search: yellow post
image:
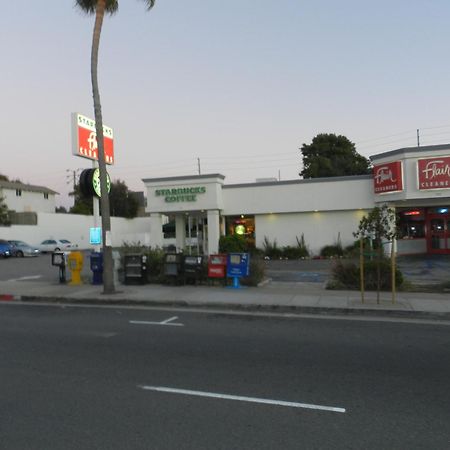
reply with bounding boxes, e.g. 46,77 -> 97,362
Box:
68,251 -> 83,285
360,237 -> 365,304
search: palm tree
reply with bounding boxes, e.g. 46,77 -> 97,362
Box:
75,0 -> 155,294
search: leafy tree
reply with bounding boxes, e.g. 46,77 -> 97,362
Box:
109,180 -> 139,218
70,183 -> 93,215
70,179 -> 139,218
75,0 -> 156,294
0,196 -> 10,225
300,133 -> 371,178
55,206 -> 68,214
354,204 -> 398,303
0,174 -> 9,181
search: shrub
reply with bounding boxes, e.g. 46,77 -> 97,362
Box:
121,241 -> 165,283
330,259 -> 403,290
241,257 -> 266,287
219,235 -> 248,253
320,244 -> 344,258
262,236 -> 283,259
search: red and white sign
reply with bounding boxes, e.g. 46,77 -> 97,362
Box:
373,161 -> 403,194
418,156 -> 450,190
71,113 -> 114,165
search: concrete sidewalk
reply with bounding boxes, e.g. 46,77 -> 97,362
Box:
1,278 -> 450,321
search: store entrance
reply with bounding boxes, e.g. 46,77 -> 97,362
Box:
427,213 -> 450,254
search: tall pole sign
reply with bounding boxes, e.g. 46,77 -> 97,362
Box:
71,112 -> 114,252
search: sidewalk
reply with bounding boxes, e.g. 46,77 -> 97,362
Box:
1,277 -> 450,321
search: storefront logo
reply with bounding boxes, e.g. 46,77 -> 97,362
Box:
155,186 -> 206,202
373,161 -> 403,193
418,156 -> 450,190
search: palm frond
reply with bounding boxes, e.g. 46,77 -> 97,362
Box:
141,0 -> 156,10
75,0 -> 119,15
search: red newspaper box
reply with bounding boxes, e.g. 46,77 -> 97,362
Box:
208,254 -> 227,279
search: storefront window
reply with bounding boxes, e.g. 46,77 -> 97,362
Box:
398,209 -> 425,239
225,216 -> 255,247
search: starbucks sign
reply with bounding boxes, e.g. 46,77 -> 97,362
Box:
155,186 -> 206,203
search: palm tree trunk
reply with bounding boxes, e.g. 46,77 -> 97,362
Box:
91,0 -> 115,294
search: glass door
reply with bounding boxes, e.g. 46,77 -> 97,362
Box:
427,215 -> 448,253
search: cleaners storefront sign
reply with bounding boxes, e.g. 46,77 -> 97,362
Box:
418,156 -> 450,190
373,161 -> 403,194
156,186 -> 206,202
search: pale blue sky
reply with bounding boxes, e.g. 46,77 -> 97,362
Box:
1,1 -> 450,207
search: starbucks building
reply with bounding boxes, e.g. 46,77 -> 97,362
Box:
143,144 -> 450,256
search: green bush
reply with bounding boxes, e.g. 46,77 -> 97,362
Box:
320,244 -> 344,258
121,242 -> 165,283
262,236 -> 282,259
330,259 -> 403,290
219,235 -> 248,253
241,257 -> 266,287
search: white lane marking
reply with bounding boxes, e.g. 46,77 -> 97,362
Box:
6,275 -> 42,282
139,385 -> 346,414
160,316 -> 179,324
130,316 -> 184,327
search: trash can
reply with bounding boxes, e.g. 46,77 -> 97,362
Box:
52,251 -> 68,283
90,252 -> 103,285
163,253 -> 184,284
183,255 -> 205,285
124,253 -> 147,285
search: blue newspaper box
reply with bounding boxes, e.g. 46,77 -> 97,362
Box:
226,253 -> 250,288
90,252 -> 103,285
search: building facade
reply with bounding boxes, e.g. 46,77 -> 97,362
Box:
143,144 -> 450,256
0,180 -> 58,214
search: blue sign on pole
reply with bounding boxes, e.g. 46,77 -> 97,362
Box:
90,227 -> 102,245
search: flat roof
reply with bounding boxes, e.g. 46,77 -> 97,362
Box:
142,173 -> 225,183
370,143 -> 450,161
223,174 -> 372,189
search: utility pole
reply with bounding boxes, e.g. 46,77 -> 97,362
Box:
66,168 -> 82,196
417,129 -> 420,147
197,158 -> 201,175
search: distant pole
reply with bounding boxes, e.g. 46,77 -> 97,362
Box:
278,170 -> 281,181
417,129 -> 420,147
197,158 -> 201,175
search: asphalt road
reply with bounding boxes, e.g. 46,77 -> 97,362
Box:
1,304 -> 449,450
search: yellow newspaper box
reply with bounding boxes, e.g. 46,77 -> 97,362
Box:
68,251 -> 83,285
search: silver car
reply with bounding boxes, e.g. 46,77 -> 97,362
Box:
37,239 -> 78,253
8,240 -> 41,257
8,240 -> 41,258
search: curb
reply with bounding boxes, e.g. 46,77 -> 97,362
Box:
11,294 -> 450,322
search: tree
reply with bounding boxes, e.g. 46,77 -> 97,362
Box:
300,133 -> 371,179
0,196 -> 10,226
75,0 -> 156,294
109,180 -> 139,218
70,179 -> 139,218
354,204 -> 398,303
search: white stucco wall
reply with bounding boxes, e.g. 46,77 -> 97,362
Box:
0,213 -> 152,249
1,188 -> 56,213
255,209 -> 370,255
222,176 -> 374,215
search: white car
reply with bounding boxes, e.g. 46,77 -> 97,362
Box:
38,239 -> 78,253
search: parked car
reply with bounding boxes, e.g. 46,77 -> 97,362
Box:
37,239 -> 78,253
0,239 -> 13,258
8,240 -> 41,257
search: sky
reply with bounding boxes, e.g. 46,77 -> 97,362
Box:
2,0 -> 450,208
